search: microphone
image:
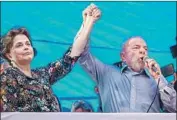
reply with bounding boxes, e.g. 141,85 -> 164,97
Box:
143,56 -> 160,75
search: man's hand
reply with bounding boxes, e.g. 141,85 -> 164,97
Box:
91,7 -> 101,22
82,4 -> 95,21
144,58 -> 162,81
70,4 -> 101,58
82,3 -> 101,24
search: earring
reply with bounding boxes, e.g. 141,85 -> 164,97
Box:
10,60 -> 14,67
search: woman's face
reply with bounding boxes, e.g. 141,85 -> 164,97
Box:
7,34 -> 34,65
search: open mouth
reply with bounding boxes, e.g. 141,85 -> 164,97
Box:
140,57 -> 144,61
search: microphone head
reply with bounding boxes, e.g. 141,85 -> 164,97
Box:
143,56 -> 149,62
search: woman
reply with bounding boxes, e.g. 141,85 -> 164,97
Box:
0,27 -> 80,112
0,3 -> 100,112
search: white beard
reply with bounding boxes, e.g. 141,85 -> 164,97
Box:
130,57 -> 144,72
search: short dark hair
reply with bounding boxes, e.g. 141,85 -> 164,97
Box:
1,27 -> 36,62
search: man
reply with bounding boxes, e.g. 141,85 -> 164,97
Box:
71,100 -> 93,112
0,57 -> 10,75
75,4 -> 176,112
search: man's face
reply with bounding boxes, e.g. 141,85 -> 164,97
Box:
121,37 -> 148,72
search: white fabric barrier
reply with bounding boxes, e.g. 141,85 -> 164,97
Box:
1,112 -> 176,120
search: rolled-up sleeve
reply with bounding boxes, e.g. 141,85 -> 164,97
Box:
158,76 -> 176,112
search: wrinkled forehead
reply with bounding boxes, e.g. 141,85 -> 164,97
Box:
126,37 -> 147,48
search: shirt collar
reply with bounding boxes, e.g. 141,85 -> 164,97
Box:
120,62 -> 149,76
120,62 -> 128,73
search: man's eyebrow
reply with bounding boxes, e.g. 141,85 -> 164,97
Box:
144,46 -> 148,49
133,44 -> 147,47
132,44 -> 140,47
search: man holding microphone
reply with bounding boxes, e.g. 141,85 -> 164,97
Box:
75,3 -> 176,112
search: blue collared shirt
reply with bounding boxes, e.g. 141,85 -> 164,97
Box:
79,49 -> 176,112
